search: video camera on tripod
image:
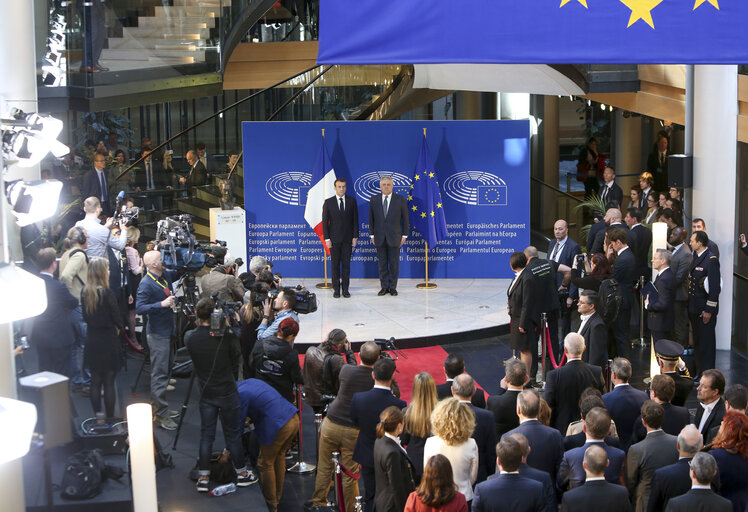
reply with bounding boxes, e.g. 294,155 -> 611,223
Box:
156,214 -> 226,272
113,190 -> 139,227
209,293 -> 243,336
251,284 -> 318,315
373,337 -> 406,360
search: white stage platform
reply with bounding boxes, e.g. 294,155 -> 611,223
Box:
288,278 -> 512,344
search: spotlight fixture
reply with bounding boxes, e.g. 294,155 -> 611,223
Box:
5,179 -> 63,227
1,109 -> 69,166
41,65 -> 64,87
0,396 -> 37,463
0,262 -> 48,322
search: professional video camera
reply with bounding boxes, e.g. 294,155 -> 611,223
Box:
374,337 -> 405,360
156,214 -> 226,271
209,294 -> 243,336
115,206 -> 139,227
253,285 -> 317,315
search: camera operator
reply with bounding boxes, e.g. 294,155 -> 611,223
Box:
185,297 -> 256,492
303,329 -> 357,414
75,197 -> 127,258
240,255 -> 268,289
249,317 -> 303,404
239,283 -> 267,379
256,287 -> 299,340
200,253 -> 246,302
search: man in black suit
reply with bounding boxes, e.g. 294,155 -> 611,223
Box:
487,359 -> 526,438
80,153 -> 112,215
646,249 -> 676,342
646,131 -> 670,193
603,357 -> 648,450
185,149 -> 207,190
548,219 -> 582,338
576,291 -> 608,369
453,374 -> 497,482
694,369 -> 725,439
135,149 -> 171,210
608,226 -> 636,358
472,436 -> 545,512
350,357 -> 406,512
561,444 -> 631,512
647,425 -> 705,512
588,217 -> 607,254
543,333 -> 605,434
668,227 -> 692,349
654,339 -> 692,407
506,433 -> 557,512
631,374 -> 690,445
523,246 -> 561,375
625,207 -> 652,280
599,166 -> 624,209
435,354 -> 486,408
503,389 -> 565,488
706,383 -> 747,444
368,176 -> 409,296
30,248 -> 79,376
663,452 -> 731,512
590,208 -> 624,256
507,251 -> 536,373
322,178 -> 359,298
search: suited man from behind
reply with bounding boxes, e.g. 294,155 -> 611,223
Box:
436,354 -> 486,408
590,208 -> 624,255
705,384 -> 747,444
654,340 -> 692,408
631,374 -> 690,445
599,166 -> 624,209
452,374 -> 497,482
694,369 -> 725,440
507,251 -> 536,374
543,332 -> 605,434
184,149 -> 207,190
350,357 -> 406,512
646,249 -> 676,342
563,395 -> 622,451
603,357 -> 648,450
523,246 -> 561,374
322,178 -> 359,298
472,436 -> 545,512
668,227 -> 692,349
487,358 -> 526,438
81,153 -> 112,215
608,226 -> 636,359
625,207 -> 652,281
503,389 -> 565,489
30,248 -> 79,377
548,219 -> 582,338
368,175 -> 409,296
506,434 -> 557,512
561,444 -> 631,512
577,290 -> 608,369
647,425 -> 706,512
663,452 -> 732,512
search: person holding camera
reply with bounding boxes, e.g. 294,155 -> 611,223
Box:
200,254 -> 246,303
185,297 -> 256,493
256,287 -> 299,341
303,328 -> 357,414
75,197 -> 127,259
250,317 -> 303,404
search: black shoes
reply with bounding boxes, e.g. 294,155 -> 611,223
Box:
343,291 -> 351,298
390,289 -> 398,296
378,288 -> 388,296
333,291 -> 341,298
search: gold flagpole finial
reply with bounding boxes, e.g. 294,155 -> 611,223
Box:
321,128 -> 325,137
422,127 -> 427,137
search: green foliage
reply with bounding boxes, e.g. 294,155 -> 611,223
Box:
73,110 -> 134,163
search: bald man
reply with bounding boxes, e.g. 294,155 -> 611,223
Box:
590,208 -> 623,255
548,219 -> 582,338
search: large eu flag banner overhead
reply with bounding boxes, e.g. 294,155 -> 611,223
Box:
318,0 -> 745,64
408,134 -> 448,248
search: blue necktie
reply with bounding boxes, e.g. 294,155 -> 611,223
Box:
99,171 -> 107,201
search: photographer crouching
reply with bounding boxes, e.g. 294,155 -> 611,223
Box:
185,297 -> 257,493
303,329 -> 357,414
256,287 -> 299,341
200,253 -> 246,303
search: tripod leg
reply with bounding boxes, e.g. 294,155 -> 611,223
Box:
172,369 -> 196,450
130,349 -> 149,394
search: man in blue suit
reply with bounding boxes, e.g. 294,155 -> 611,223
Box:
647,425 -> 706,512
368,176 -> 409,296
350,357 -> 406,512
31,248 -> 78,377
561,444 -> 631,512
608,226 -> 636,359
603,357 -> 648,450
506,433 -> 558,512
558,407 -> 626,492
646,249 -> 676,343
548,219 -> 582,337
503,389 -> 564,489
473,436 -> 545,512
453,373 -> 497,482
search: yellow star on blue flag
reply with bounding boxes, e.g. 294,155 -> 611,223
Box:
408,133 -> 449,247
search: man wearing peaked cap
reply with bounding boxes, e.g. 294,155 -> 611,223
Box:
654,339 -> 692,407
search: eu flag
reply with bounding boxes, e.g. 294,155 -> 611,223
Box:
477,186 -> 507,206
408,134 -> 448,247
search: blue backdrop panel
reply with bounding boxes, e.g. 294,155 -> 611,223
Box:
242,120 -> 529,278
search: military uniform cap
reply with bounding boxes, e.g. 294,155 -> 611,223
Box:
655,339 -> 683,361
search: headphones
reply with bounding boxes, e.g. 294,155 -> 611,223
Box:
73,226 -> 87,246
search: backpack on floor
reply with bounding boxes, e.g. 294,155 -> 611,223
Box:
598,278 -> 622,325
60,449 -> 123,499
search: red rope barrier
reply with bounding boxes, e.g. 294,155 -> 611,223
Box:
338,462 -> 360,480
544,322 -> 566,369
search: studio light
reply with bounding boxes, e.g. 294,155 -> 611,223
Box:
41,65 -> 64,87
5,180 -> 63,226
0,397 -> 37,463
2,110 -> 69,166
0,262 -> 48,323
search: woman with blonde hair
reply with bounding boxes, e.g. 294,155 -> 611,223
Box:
402,372 -> 438,482
423,398 -> 478,503
374,406 -> 416,512
82,257 -> 123,424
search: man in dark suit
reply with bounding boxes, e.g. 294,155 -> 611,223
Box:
548,219 -> 582,338
632,374 -> 691,444
647,425 -> 705,512
626,400 -> 679,512
135,149 -> 171,210
687,231 -> 721,377
322,178 -> 359,298
706,383 -> 747,444
646,132 -> 669,193
654,339 -> 692,407
563,396 -> 622,451
487,359 -> 526,438
561,444 -> 632,512
473,436 -> 545,512
435,354 -> 486,408
646,249 -> 676,342
558,407 -> 626,491
350,358 -> 406,512
626,207 -> 652,281
368,176 -> 409,296
80,153 -> 111,215
590,208 -> 624,259
30,248 -> 79,377
608,226 -> 636,359
506,433 -> 557,512
523,246 -> 561,375
599,166 -> 624,209
543,333 -> 604,434
663,452 -> 732,512
694,369 -> 725,439
507,251 -> 536,373
503,389 -> 565,488
453,374 -> 497,482
185,149 -> 207,190
603,357 -> 649,450
588,217 -> 607,254
577,290 -> 608,369
668,227 -> 692,349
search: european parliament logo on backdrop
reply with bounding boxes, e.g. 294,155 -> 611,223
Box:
443,171 -> 507,206
265,171 -> 312,206
353,171 -> 410,202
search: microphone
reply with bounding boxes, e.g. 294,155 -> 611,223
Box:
115,190 -> 126,213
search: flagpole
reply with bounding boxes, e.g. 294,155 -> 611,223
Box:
416,128 -> 437,290
315,128 -> 333,290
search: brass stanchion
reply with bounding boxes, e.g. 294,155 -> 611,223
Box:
316,253 -> 333,289
416,241 -> 437,289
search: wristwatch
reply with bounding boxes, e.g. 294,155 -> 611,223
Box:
263,315 -> 270,320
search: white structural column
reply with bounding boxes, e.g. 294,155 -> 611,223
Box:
613,111 -> 642,193
692,65 -> 737,351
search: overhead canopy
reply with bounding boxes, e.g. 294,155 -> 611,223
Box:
318,1 -> 745,65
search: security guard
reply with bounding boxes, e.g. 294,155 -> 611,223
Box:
654,339 -> 692,407
687,230 -> 721,378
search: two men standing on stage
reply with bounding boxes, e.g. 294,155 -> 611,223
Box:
323,178 -> 359,298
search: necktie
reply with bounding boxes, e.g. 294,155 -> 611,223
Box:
99,171 -> 107,201
660,153 -> 665,166
383,195 -> 389,217
147,162 -> 153,189
601,186 -> 608,204
550,242 -> 561,262
339,197 -> 344,212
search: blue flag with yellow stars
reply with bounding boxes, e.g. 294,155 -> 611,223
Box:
408,134 -> 448,247
319,0 -> 744,64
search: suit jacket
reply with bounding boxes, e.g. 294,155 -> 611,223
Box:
508,268 -> 535,338
591,221 -> 624,255
487,389 -> 521,438
473,473 -> 545,512
693,398 -> 725,438
322,194 -> 359,244
601,182 -> 624,208
503,419 -> 565,488
436,381 -> 486,409
646,152 -> 669,192
369,193 -> 409,247
613,247 -> 637,309
631,403 -> 691,445
588,221 -> 607,254
647,267 -> 676,333
561,479 -> 632,512
603,384 -> 649,450
670,244 -> 693,302
563,431 -> 621,451
136,159 -> 168,190
374,436 -> 416,512
647,458 -> 721,512
351,388 -> 406,468
185,159 -> 207,188
468,402 -> 498,481
579,312 -> 608,369
663,371 -> 692,408
664,488 -> 732,512
558,440 -> 626,492
31,274 -> 79,349
544,359 -> 605,434
626,430 -> 679,512
548,237 -> 582,298
81,168 -> 110,205
631,224 -> 653,279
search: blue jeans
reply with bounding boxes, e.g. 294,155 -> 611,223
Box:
198,391 -> 247,473
71,305 -> 91,386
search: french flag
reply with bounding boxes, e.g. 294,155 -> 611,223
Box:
303,134 -> 337,255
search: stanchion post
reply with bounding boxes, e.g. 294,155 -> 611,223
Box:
314,413 -> 323,468
540,312 -> 548,386
332,451 -> 344,512
287,385 -> 316,474
416,241 -> 437,289
316,253 -> 333,290
634,276 -> 646,348
355,496 -> 363,512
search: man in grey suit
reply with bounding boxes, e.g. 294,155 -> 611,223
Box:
369,176 -> 409,295
668,227 -> 692,349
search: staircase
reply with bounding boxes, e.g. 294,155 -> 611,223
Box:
100,0 -> 221,72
